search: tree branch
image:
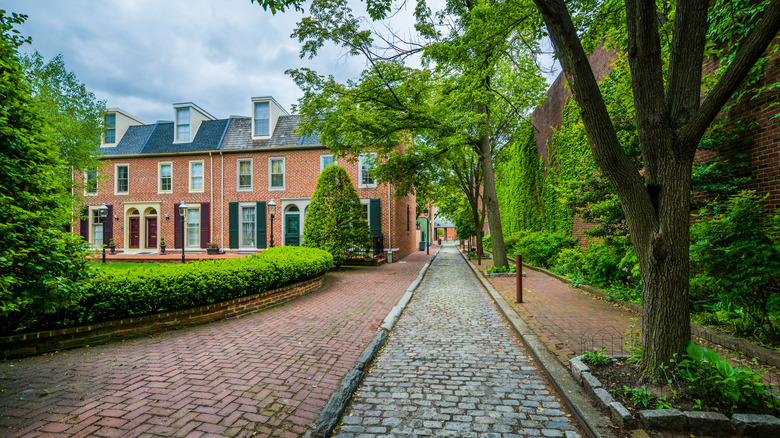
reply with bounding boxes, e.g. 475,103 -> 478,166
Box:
665,0 -> 708,130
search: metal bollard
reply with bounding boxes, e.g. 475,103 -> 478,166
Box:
516,254 -> 523,303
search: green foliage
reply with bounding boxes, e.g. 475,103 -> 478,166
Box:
678,342 -> 775,412
0,247 -> 334,334
484,264 -> 515,274
582,347 -> 609,366
513,231 -> 577,269
690,191 -> 780,342
0,11 -> 94,320
303,165 -> 372,267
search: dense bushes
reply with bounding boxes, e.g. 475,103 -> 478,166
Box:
0,246 -> 333,334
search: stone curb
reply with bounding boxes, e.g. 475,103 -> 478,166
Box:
303,247 -> 442,438
460,248 -> 616,438
490,250 -> 780,370
571,355 -> 780,437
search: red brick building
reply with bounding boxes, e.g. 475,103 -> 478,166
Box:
78,97 -> 419,260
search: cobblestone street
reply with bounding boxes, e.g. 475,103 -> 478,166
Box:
334,244 -> 583,438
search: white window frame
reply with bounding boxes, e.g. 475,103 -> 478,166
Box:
90,206 -> 106,247
237,158 -> 253,191
239,202 -> 257,248
158,162 -> 173,194
175,108 -> 190,142
252,101 -> 270,138
115,163 -> 129,195
185,207 -> 200,249
104,113 -> 116,144
320,154 -> 336,172
269,157 -> 285,190
189,160 -> 204,193
358,153 -> 377,189
85,168 -> 98,196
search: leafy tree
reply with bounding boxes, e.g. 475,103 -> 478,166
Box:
303,165 -> 372,267
532,0 -> 780,379
0,11 -> 93,321
20,51 -> 106,174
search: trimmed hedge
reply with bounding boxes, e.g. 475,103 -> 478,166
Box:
0,246 -> 333,334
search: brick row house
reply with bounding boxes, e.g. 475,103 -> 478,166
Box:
78,96 -> 419,260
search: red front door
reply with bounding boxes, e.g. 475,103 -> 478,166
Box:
146,217 -> 157,248
129,217 -> 140,248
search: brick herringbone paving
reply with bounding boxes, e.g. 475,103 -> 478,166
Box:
473,256 -> 640,365
333,244 -> 584,438
0,251 -> 433,438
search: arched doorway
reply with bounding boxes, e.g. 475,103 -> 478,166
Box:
127,208 -> 141,249
285,205 -> 300,246
144,207 -> 158,249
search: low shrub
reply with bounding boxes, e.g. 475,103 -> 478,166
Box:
514,231 -> 577,269
0,246 -> 333,334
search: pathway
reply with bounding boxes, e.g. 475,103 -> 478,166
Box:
334,244 -> 583,437
0,251 -> 432,438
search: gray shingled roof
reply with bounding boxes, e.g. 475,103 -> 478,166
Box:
98,124 -> 154,156
220,115 -> 321,150
141,119 -> 230,154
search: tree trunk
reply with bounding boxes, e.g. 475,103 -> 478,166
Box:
477,101 -> 509,269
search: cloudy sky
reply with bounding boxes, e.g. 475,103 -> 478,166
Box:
5,0 -> 557,124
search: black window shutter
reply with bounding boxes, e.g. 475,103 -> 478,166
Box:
256,201 -> 267,248
174,203 -> 182,249
79,206 -> 89,241
369,198 -> 381,236
228,202 -> 239,249
105,205 -> 114,245
200,202 -> 210,248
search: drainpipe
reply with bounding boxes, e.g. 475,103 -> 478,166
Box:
209,152 -> 214,246
220,151 -> 224,249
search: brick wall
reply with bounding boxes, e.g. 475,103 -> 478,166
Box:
0,276 -> 324,359
530,38 -> 780,241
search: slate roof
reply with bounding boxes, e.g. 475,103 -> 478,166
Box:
99,124 -> 155,156
220,115 -> 322,151
142,119 -> 230,154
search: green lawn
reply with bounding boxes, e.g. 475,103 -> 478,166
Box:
90,261 -> 162,271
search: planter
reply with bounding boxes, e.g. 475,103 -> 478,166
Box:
206,248 -> 220,255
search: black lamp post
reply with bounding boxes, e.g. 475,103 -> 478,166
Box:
179,202 -> 188,263
268,198 -> 276,248
98,203 -> 108,265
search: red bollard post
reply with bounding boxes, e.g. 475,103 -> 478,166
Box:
516,254 -> 523,303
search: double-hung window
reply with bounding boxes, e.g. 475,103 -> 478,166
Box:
176,108 -> 190,141
254,102 -> 269,136
91,208 -> 104,246
159,162 -> 172,193
320,154 -> 336,172
238,159 -> 252,190
269,157 -> 284,189
115,164 -> 129,194
358,153 -> 376,188
186,207 -> 200,247
104,114 -> 116,144
85,168 -> 98,195
240,204 -> 256,247
190,161 -> 204,192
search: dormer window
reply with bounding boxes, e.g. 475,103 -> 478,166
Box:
254,102 -> 269,136
104,114 -> 116,144
176,108 -> 190,141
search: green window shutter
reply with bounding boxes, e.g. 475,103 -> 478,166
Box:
228,202 -> 239,249
369,198 -> 381,236
256,201 -> 267,248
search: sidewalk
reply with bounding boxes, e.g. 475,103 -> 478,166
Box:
470,255 -> 639,366
0,250 -> 434,438
333,244 -> 585,437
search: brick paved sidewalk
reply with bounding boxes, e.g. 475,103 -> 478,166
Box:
0,250 -> 433,438
334,244 -> 584,437
471,255 -> 640,366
